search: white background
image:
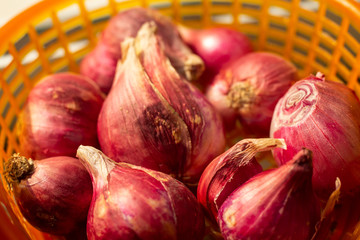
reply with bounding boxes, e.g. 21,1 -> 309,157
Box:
0,0 -> 41,27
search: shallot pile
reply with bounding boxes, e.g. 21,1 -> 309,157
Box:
6,6 -> 360,240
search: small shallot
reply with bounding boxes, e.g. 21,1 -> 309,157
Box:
76,145 -> 205,240
218,149 -> 318,240
80,7 -> 204,93
178,25 -> 253,81
206,52 -> 297,133
270,72 -> 360,199
17,73 -> 105,159
197,138 -> 286,222
4,154 -> 92,236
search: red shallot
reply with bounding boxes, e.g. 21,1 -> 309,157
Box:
17,73 -> 105,159
80,7 -> 204,93
76,145 -> 205,240
4,154 -> 92,236
206,52 -> 297,133
79,41 -> 117,94
197,138 -> 286,222
218,148 -> 318,240
178,25 -> 253,80
270,72 -> 360,199
97,22 -> 225,184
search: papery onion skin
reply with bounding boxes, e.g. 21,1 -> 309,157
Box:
178,26 -> 253,78
80,42 -> 117,94
270,72 -> 360,200
218,149 -> 318,240
76,145 -> 205,240
206,52 -> 297,133
197,138 -> 286,222
17,73 -> 105,159
311,179 -> 360,240
80,7 -> 204,92
97,22 -> 225,184
4,154 -> 92,236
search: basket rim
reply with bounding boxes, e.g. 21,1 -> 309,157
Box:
0,0 -> 75,53
1,0 -> 360,52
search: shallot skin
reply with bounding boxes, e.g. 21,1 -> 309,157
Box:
206,52 -> 297,132
17,73 -> 105,159
270,73 -> 360,199
77,146 -> 205,240
218,149 -> 318,240
5,155 -> 92,236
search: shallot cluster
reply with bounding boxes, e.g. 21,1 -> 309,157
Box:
9,5 -> 360,240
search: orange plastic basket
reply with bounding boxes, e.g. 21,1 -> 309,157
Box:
1,0 -> 360,239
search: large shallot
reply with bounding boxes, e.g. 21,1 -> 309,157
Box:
97,22 -> 225,184
76,145 -> 205,240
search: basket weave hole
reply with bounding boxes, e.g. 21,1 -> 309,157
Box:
68,39 -> 89,54
55,65 -> 70,73
84,0 -> 110,12
149,1 -> 172,10
91,14 -> 111,26
266,37 -> 285,47
35,17 -> 53,35
339,56 -> 353,72
299,0 -> 319,12
314,56 -> 328,69
65,25 -> 84,37
318,41 -> 333,55
298,15 -> 314,27
0,53 -> 13,71
268,5 -> 289,17
21,50 -> 39,66
48,48 -> 65,63
211,1 -> 232,6
335,71 -> 347,84
1,135 -> 9,157
180,1 -> 202,7
241,2 -> 261,11
293,45 -> 308,57
28,66 -> 43,81
269,21 -> 287,32
344,42 -> 357,58
42,37 -> 58,51
181,14 -> 202,22
238,14 -> 258,25
295,30 -> 311,42
321,27 -> 337,41
14,34 -> 30,53
211,13 -> 233,24
348,24 -> 360,45
325,9 -> 342,26
57,3 -> 81,23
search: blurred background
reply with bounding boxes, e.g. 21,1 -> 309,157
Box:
0,0 -> 41,27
